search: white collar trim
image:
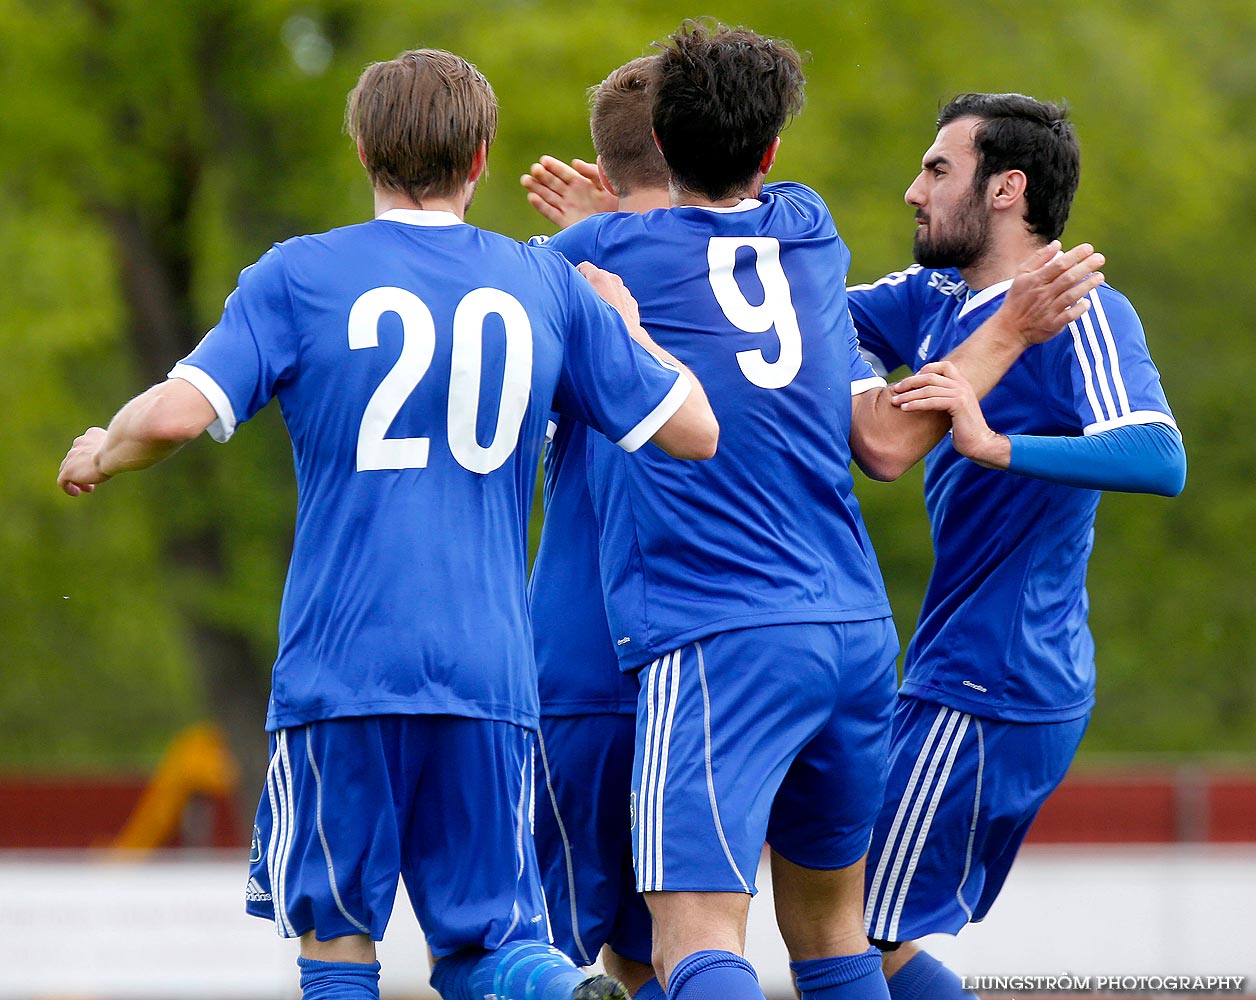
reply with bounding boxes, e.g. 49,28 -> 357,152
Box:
377,208 -> 464,227
959,277 -> 1014,319
685,198 -> 763,214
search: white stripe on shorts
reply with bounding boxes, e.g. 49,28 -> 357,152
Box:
638,650 -> 681,891
696,641 -> 749,892
304,728 -> 370,935
865,706 -> 971,941
955,717 -> 985,921
537,728 -> 591,964
501,733 -> 535,943
265,730 -> 297,937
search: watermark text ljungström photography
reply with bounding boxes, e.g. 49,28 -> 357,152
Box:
960,974 -> 1248,994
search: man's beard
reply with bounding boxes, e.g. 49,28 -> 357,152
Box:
913,189 -> 990,270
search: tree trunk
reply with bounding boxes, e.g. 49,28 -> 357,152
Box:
104,203 -> 275,842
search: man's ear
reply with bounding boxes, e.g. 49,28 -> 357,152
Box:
596,157 -> 618,197
759,136 -> 782,177
357,139 -> 368,169
468,141 -> 488,183
990,168 -> 1028,212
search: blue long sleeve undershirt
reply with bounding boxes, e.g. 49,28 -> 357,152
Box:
1005,421 -> 1186,496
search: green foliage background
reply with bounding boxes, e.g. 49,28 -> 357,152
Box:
2,0 -> 1252,772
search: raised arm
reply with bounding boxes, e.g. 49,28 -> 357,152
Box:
850,240 -> 1105,481
521,155 -> 619,229
57,378 -> 217,496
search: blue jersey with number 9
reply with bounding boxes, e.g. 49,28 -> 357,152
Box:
543,183 -> 892,670
172,210 -> 688,730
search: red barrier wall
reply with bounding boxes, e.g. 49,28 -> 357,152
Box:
1,767 -> 1253,850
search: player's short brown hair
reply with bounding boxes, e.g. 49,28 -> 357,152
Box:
345,49 -> 498,203
588,56 -> 668,196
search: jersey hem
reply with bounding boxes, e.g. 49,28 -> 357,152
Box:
616,605 -> 894,671
539,701 -> 637,718
265,699 -> 539,732
897,681 -> 1094,723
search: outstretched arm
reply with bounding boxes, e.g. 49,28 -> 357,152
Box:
57,378 -> 217,496
521,155 -> 618,229
851,240 -> 1105,481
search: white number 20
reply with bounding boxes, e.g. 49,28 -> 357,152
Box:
707,237 -> 802,389
348,286 -> 533,474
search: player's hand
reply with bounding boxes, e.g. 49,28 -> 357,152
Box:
891,361 -> 1010,468
521,155 -> 618,229
577,260 -> 641,326
576,261 -> 656,351
58,426 -> 111,497
1000,240 -> 1106,346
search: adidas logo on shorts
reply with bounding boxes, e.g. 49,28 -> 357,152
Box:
244,877 -> 272,903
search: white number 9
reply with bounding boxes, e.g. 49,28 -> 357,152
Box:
707,237 -> 803,389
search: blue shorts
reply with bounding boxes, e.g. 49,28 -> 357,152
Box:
245,715 -> 549,956
632,620 -> 897,894
864,695 -> 1089,942
535,712 -> 652,967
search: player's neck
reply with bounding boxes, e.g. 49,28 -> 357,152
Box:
958,234 -> 1045,292
372,187 -> 468,220
669,175 -> 762,209
619,188 -> 670,213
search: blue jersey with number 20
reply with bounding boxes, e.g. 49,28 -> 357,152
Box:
172,209 -> 688,731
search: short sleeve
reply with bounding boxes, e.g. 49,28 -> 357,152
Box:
168,246 -> 298,442
1054,286 -> 1178,436
847,266 -> 926,376
843,302 -> 888,397
552,266 -> 688,452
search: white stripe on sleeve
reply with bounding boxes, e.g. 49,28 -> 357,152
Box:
1091,293 -> 1132,416
1079,309 -> 1120,422
1068,318 -> 1107,427
616,372 -> 691,453
168,362 -> 238,443
852,374 -> 889,396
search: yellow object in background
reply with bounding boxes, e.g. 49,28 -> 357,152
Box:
110,722 -> 239,855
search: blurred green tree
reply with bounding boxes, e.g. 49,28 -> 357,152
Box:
1,0 -> 1252,819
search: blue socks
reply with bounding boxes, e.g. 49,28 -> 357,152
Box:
297,957 -> 381,1000
429,948 -> 478,1000
430,941 -> 592,1000
885,952 -> 975,1000
666,950 -> 764,1000
791,948 -> 887,1000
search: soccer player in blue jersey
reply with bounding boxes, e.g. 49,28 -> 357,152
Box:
525,56 -> 671,1000
56,48 -> 720,1000
850,94 -> 1186,1000
531,22 -> 1106,1000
